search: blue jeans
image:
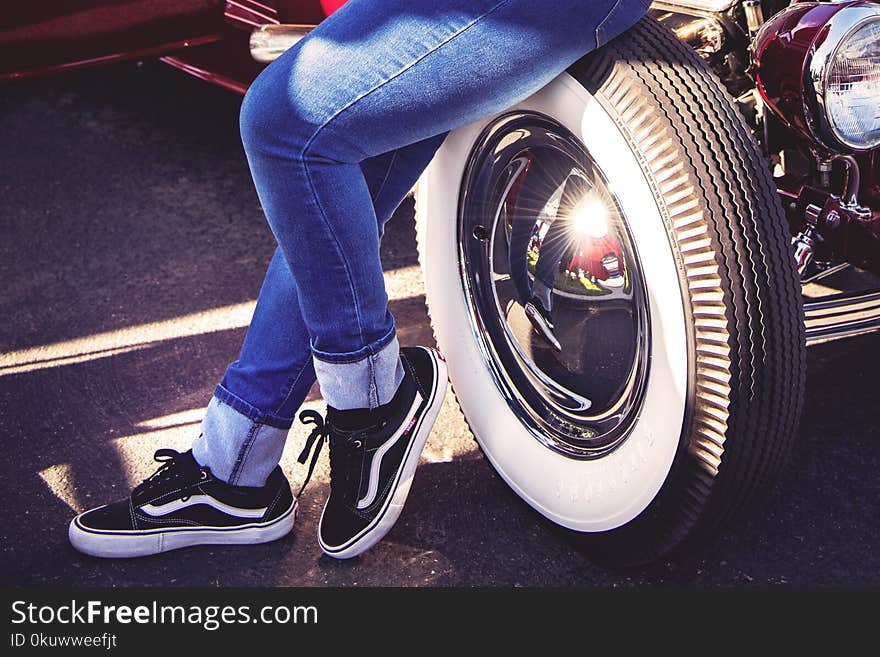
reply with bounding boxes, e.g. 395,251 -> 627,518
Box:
193,0 -> 649,486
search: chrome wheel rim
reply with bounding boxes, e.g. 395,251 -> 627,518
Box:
458,112 -> 651,459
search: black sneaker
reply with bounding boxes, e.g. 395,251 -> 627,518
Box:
296,346 -> 447,559
68,449 -> 296,558
524,296 -> 562,351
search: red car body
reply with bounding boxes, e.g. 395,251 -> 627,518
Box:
0,1 -> 347,92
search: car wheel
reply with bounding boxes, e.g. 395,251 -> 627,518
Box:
415,18 -> 806,566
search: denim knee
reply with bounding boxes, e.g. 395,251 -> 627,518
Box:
239,44 -> 371,166
239,69 -> 285,157
239,49 -> 325,159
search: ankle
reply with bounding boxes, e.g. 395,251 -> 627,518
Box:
326,362 -> 413,431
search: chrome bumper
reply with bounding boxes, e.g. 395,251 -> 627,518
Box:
249,24 -> 313,63
805,289 -> 880,345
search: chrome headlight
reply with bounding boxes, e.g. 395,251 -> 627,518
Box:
808,5 -> 880,152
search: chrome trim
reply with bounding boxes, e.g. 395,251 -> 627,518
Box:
457,112 -> 651,459
657,13 -> 725,55
793,203 -> 821,277
225,0 -> 279,33
249,24 -> 313,63
801,262 -> 850,285
744,0 -> 765,37
651,0 -> 736,12
805,5 -> 880,152
830,154 -> 863,208
227,0 -> 277,22
805,289 -> 880,344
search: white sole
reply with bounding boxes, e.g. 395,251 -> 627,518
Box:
68,499 -> 297,559
319,347 -> 447,559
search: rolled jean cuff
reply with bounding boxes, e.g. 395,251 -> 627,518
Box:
312,334 -> 404,410
192,396 -> 289,487
213,383 -> 294,430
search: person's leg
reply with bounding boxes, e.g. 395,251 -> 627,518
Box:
192,134 -> 445,488
238,0 -> 648,412
67,137 -> 445,558
236,0 -> 648,557
507,157 -> 583,349
69,0 -> 650,558
534,218 -> 573,310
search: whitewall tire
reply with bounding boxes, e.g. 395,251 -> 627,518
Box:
416,18 -> 805,565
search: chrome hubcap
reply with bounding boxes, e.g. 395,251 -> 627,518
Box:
458,113 -> 651,458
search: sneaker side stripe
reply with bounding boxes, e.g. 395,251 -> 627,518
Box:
322,348 -> 444,555
140,495 -> 268,519
356,391 -> 425,510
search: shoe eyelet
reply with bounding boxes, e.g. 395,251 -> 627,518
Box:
353,439 -> 363,449
199,470 -> 208,480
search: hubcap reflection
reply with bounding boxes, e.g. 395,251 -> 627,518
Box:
458,113 -> 650,458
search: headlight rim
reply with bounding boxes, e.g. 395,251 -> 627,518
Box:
805,5 -> 880,152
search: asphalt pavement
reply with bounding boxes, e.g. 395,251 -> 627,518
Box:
2,60 -> 878,587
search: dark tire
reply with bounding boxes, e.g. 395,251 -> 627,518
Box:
417,17 -> 806,566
